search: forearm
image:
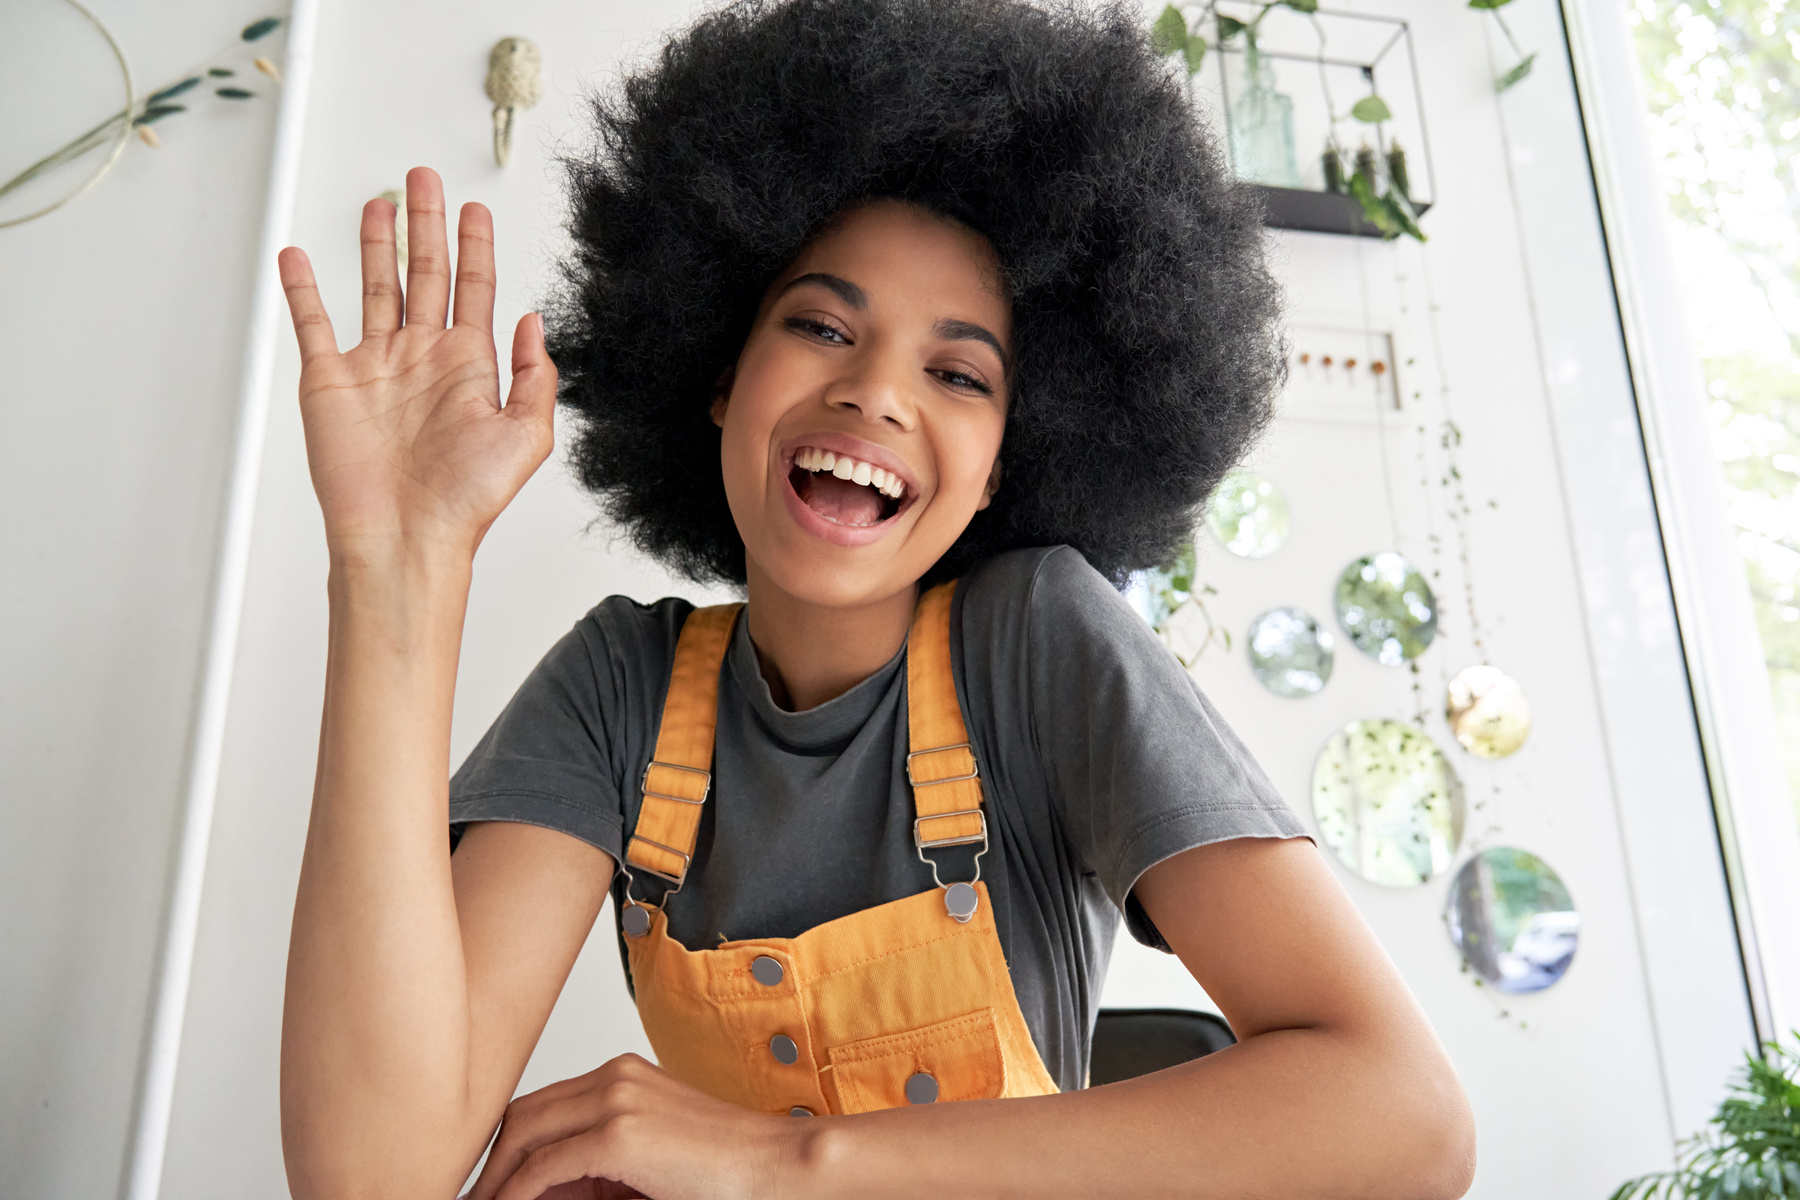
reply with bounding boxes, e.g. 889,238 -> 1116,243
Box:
282,543 -> 494,1197
797,1024 -> 1473,1200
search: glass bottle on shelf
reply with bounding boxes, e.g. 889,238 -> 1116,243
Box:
1230,41 -> 1301,188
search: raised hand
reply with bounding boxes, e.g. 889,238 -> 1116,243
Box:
277,166 -> 556,562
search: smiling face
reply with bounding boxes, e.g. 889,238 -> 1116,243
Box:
713,200 -> 1011,610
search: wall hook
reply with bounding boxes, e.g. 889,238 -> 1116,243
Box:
484,37 -> 542,167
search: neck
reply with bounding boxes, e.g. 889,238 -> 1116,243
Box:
743,561 -> 919,711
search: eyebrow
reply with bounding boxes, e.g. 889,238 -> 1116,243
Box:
933,318 -> 1010,376
779,272 -> 867,309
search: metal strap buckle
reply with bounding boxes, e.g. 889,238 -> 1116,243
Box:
640,760 -> 712,806
913,809 -> 988,892
906,743 -> 979,788
913,808 -> 988,851
624,835 -> 692,895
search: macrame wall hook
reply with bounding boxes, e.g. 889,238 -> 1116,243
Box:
484,37 -> 543,167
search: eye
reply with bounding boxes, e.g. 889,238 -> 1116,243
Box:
931,367 -> 994,396
783,316 -> 851,345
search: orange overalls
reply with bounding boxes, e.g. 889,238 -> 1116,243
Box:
616,582 -> 1060,1115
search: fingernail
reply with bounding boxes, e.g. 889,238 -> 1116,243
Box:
535,312 -> 546,341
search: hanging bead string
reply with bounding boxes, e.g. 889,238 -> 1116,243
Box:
1416,251 -> 1491,667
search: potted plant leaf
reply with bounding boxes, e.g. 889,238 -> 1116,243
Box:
1611,1035 -> 1800,1199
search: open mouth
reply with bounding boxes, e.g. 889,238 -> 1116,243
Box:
788,446 -> 908,529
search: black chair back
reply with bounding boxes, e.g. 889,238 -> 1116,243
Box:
1088,1007 -> 1236,1086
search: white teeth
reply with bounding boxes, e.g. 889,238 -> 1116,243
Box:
794,445 -> 908,501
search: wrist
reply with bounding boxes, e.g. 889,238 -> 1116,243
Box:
783,1116 -> 867,1200
325,534 -> 476,653
327,530 -> 477,592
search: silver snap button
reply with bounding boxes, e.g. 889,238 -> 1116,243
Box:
751,955 -> 784,986
770,1034 -> 799,1065
905,1072 -> 939,1104
944,881 -> 979,923
621,904 -> 651,938
789,1106 -> 813,1117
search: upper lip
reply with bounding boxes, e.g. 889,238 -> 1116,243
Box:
779,431 -> 921,499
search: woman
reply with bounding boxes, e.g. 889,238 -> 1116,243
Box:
274,2 -> 1476,1197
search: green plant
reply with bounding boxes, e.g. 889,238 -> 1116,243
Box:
1468,0 -> 1537,91
1610,1037 -> 1800,1200
1150,0 -> 1317,77
1151,3 -> 1423,239
1149,0 -> 1536,242
0,16 -> 283,211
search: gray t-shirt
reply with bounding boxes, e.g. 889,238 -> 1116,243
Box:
449,545 -> 1304,1091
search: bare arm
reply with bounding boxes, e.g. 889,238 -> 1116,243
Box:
474,837 -> 1475,1200
277,166 -> 614,1199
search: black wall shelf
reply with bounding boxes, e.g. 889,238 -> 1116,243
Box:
1255,184 -> 1433,240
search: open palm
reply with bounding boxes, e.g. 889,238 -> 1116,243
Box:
277,167 -> 556,559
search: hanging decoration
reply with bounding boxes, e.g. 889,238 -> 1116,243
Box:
1205,469 -> 1290,558
1312,717 -> 1464,887
0,10 -> 284,229
377,188 -> 410,273
1334,551 -> 1437,665
1151,2 -> 1435,240
1246,606 -> 1334,697
1445,664 -> 1531,758
1444,847 -> 1577,993
484,38 -> 544,167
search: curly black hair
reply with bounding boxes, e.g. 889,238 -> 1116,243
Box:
548,0 -> 1283,585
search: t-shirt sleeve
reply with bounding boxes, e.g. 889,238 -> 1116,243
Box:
448,599 -> 680,859
1023,547 -> 1309,951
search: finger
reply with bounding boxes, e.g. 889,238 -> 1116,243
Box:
468,1092 -> 596,1200
503,313 -> 559,437
359,197 -> 403,340
452,202 -> 497,333
493,1138 -> 623,1200
277,247 -> 338,364
402,166 -> 451,329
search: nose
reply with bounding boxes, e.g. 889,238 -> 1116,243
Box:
824,344 -> 917,431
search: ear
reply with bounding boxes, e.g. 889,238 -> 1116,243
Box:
710,366 -> 735,428
975,457 -> 1002,511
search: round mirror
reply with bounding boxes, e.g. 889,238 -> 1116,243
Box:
1247,607 -> 1335,697
1312,718 -> 1463,887
1130,540 -> 1197,630
1334,553 -> 1438,666
1205,471 -> 1290,558
1446,665 -> 1531,758
1445,847 -> 1578,993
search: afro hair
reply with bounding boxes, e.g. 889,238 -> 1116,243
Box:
548,0 -> 1284,586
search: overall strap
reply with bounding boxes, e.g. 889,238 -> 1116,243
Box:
625,603 -> 742,894
906,582 -> 989,876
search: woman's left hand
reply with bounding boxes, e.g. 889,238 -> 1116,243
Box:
466,1053 -> 812,1200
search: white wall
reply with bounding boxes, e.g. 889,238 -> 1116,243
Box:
0,0 -> 1760,1197
0,4 -> 284,1197
155,3 -> 726,1195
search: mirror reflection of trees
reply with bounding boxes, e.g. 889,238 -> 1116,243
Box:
1312,718 -> 1464,887
1633,0 -> 1800,830
1446,848 -> 1579,994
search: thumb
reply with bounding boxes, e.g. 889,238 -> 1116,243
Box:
503,312 -> 558,434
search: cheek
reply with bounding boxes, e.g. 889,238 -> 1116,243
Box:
935,409 -> 1006,506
